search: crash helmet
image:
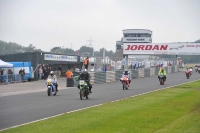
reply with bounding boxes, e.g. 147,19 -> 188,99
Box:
50,71 -> 54,76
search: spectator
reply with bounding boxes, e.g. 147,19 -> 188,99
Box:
19,68 -> 23,81
65,69 -> 73,78
1,69 -> 4,81
22,69 -> 25,80
43,67 -> 48,79
58,65 -> 62,78
39,66 -> 43,80
84,57 -> 89,70
1,68 -> 4,75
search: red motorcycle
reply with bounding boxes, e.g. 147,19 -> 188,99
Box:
120,75 -> 130,90
185,71 -> 190,79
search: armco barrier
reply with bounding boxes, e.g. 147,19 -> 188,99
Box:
94,72 -> 106,84
115,70 -> 124,81
144,68 -> 150,77
131,69 -> 138,78
150,68 -> 155,76
106,71 -> 116,83
138,69 -> 144,78
171,66 -> 175,73
168,67 -> 171,73
69,66 -> 179,87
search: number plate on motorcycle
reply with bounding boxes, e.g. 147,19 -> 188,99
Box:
79,80 -> 84,85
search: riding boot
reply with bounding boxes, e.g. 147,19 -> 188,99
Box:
89,88 -> 92,93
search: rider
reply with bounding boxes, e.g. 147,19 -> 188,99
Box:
47,71 -> 58,94
185,68 -> 190,73
158,67 -> 167,82
77,69 -> 92,93
121,69 -> 131,84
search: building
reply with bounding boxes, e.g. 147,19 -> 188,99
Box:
0,51 -> 81,80
116,29 -> 152,51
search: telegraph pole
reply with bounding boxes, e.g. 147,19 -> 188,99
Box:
87,38 -> 94,56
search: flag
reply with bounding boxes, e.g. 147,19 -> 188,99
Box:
111,60 -> 115,66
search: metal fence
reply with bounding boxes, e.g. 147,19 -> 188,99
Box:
0,73 -> 30,84
83,57 -> 179,73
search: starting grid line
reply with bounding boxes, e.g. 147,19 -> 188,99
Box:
0,79 -> 199,132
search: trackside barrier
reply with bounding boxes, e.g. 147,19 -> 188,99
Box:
0,74 -> 30,85
106,71 -> 116,83
150,68 -> 155,76
71,66 -> 179,87
138,69 -> 144,78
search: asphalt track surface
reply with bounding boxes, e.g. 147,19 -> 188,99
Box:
0,71 -> 199,130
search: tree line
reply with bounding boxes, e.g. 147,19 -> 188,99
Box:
0,40 -> 114,57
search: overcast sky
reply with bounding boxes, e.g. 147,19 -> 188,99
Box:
0,0 -> 200,52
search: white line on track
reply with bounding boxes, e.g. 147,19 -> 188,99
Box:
0,79 -> 199,132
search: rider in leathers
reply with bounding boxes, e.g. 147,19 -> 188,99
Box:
47,71 -> 58,95
158,67 -> 167,82
78,69 -> 92,93
121,69 -> 131,84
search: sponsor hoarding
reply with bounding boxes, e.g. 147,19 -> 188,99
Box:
123,43 -> 200,55
44,54 -> 78,62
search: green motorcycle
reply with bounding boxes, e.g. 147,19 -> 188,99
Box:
74,76 -> 90,100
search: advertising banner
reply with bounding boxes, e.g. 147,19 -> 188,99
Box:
116,61 -> 122,69
44,54 -> 78,62
123,43 -> 200,55
111,60 -> 115,67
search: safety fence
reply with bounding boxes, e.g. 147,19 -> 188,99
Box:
73,66 -> 179,86
0,74 -> 30,85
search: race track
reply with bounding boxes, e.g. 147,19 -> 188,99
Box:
0,71 -> 199,130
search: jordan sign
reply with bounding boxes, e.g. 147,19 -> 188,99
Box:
123,43 -> 200,55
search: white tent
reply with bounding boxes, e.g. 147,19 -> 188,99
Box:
0,59 -> 13,68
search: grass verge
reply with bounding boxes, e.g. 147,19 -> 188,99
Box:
1,80 -> 200,133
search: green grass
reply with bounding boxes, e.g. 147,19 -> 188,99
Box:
1,80 -> 200,133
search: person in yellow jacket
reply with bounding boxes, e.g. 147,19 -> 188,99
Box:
158,67 -> 167,81
65,69 -> 73,78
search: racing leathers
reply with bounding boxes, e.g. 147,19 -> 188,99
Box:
158,68 -> 167,82
78,71 -> 92,93
122,71 -> 131,83
47,74 -> 58,92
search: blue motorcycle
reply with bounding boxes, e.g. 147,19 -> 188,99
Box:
46,79 -> 57,96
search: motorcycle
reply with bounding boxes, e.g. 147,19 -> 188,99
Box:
78,80 -> 90,100
198,67 -> 200,74
194,67 -> 198,72
120,75 -> 130,90
185,71 -> 190,79
46,79 -> 57,96
158,74 -> 165,85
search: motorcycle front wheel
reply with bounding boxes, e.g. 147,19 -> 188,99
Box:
86,89 -> 89,99
123,82 -> 126,90
47,88 -> 51,96
80,90 -> 83,100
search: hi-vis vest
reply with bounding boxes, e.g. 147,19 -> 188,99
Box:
84,59 -> 88,65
